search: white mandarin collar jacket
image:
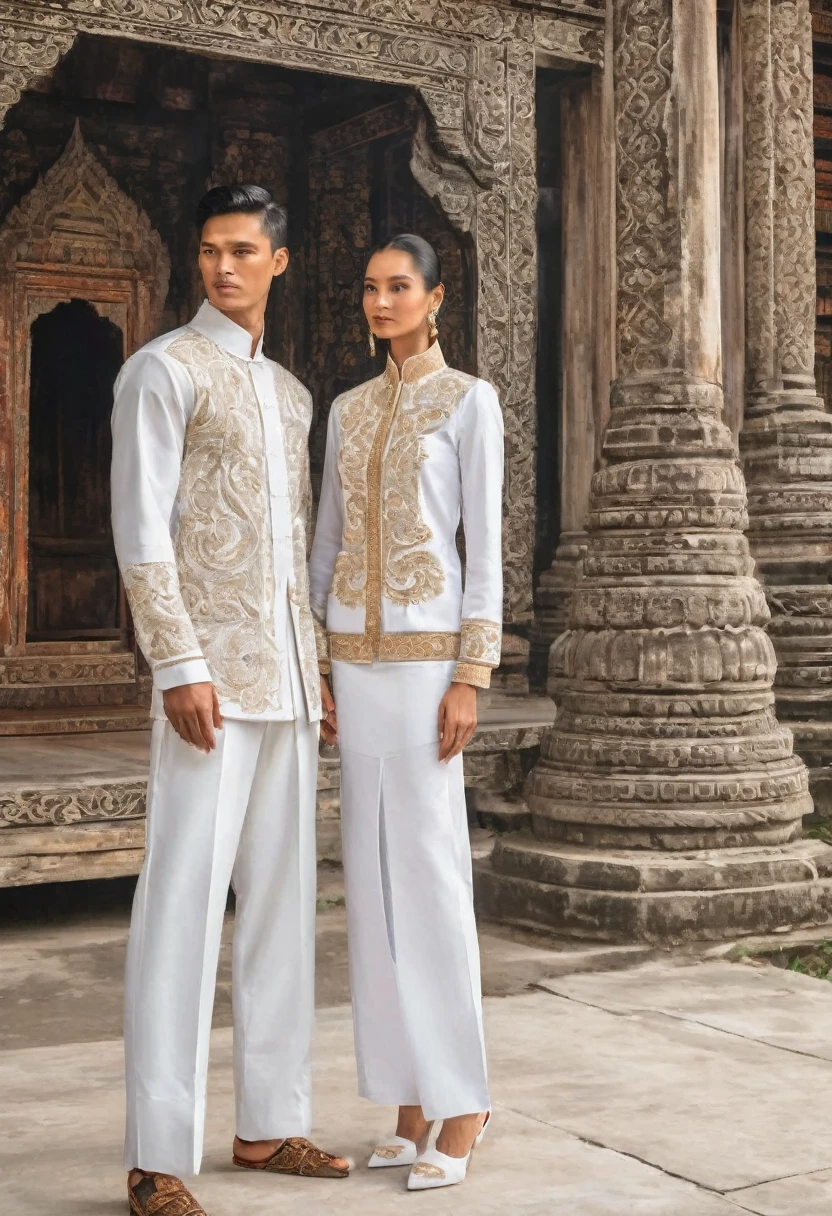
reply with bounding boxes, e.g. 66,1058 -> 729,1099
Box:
309,342 -> 504,688
190,299 -> 266,361
111,300 -> 322,722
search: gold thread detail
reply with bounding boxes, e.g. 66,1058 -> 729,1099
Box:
332,345 -> 476,641
329,631 -> 460,664
453,661 -> 492,689
122,561 -> 202,664
460,618 -> 502,666
412,1163 -> 446,1179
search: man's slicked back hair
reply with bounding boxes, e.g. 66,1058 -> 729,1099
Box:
196,185 -> 288,252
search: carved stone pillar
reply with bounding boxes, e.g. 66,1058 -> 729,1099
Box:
740,0 -> 832,816
476,0 -> 832,943
533,72 -> 613,673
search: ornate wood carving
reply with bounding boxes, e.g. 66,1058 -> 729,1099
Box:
0,779 -> 146,827
740,0 -> 832,813
0,121 -> 170,649
0,20 -> 75,124
0,0 -> 602,625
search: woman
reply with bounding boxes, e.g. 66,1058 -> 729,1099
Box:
309,233 -> 503,1191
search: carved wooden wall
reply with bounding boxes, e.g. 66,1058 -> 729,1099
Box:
0,0 -> 605,631
0,122 -> 169,651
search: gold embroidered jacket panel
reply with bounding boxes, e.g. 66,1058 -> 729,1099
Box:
308,343 -> 504,688
111,301 -> 323,721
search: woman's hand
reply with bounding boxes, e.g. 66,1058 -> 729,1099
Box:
438,682 -> 478,763
320,675 -> 338,744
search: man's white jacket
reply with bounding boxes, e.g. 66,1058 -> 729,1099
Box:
111,300 -> 323,722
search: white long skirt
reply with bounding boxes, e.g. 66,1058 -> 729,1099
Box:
332,659 -> 490,1121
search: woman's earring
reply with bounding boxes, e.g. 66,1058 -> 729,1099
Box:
428,309 -> 439,341
368,328 -> 376,357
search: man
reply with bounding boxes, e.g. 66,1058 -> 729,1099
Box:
111,185 -> 346,1216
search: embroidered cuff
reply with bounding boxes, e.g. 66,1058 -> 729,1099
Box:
459,618 -> 501,667
122,561 -> 204,668
313,616 -> 331,674
453,661 -> 492,689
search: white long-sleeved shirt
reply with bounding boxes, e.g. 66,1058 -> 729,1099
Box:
309,342 -> 504,687
111,300 -> 322,722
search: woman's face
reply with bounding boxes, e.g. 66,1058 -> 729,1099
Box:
363,248 -> 444,344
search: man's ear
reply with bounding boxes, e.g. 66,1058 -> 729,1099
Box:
273,247 -> 290,278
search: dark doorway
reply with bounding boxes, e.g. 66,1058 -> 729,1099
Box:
27,299 -> 123,642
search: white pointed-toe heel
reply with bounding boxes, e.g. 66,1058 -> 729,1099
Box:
368,1122 -> 434,1169
407,1112 -> 491,1191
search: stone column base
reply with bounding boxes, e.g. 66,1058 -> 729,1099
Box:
474,833 -> 832,944
788,720 -> 832,822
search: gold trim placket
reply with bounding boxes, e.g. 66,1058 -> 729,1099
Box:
365,377 -> 404,657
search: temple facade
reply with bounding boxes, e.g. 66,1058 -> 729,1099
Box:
1,0 -> 831,940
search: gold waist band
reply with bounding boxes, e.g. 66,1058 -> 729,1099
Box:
329,631 -> 461,664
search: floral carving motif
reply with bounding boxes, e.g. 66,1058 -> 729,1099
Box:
771,0 -> 816,383
0,781 -> 146,827
613,0 -> 676,376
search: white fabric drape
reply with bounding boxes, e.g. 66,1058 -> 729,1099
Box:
123,713 -> 319,1177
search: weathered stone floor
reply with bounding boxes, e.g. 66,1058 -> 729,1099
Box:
2,881 -> 832,1214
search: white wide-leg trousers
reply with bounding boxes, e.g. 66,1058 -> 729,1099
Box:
332,660 -> 490,1122
123,714 -> 319,1177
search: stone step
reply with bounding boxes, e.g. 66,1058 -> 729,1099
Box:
474,859 -> 832,944
0,706 -> 150,735
490,833 -> 832,893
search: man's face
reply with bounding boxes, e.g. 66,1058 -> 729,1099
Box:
198,212 -> 288,314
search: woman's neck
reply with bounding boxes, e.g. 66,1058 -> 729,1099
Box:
389,331 -> 431,371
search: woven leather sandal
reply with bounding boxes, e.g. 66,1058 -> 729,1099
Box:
232,1136 -> 349,1178
127,1171 -> 207,1215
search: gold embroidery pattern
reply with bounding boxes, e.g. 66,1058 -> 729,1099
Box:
411,1163 -> 446,1180
373,1146 -> 406,1161
332,345 -> 475,659
168,331 -> 282,715
313,617 -> 330,673
453,661 -> 492,689
329,631 -> 460,664
122,561 -> 202,664
329,633 -> 373,664
332,550 -> 366,609
383,364 -> 475,606
332,377 -> 388,609
460,618 -> 502,667
275,363 -> 322,719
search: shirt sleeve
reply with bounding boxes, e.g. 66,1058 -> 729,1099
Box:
453,379 -> 504,689
110,348 -> 211,691
308,402 -> 345,675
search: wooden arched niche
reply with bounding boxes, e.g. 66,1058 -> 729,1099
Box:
0,121 -> 169,653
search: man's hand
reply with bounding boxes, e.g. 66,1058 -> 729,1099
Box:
438,682 -> 477,763
320,675 -> 338,745
163,682 -> 223,753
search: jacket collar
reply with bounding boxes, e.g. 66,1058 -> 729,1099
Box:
383,341 -> 446,388
189,300 -> 265,362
